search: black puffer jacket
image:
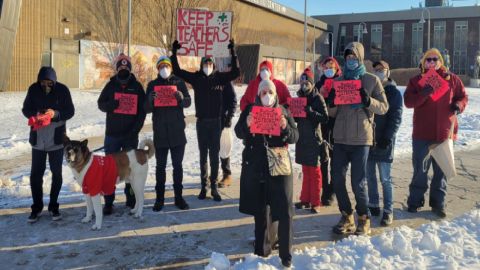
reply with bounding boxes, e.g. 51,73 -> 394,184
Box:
294,88 -> 329,166
171,54 -> 240,119
144,74 -> 191,148
97,74 -> 146,138
235,100 -> 299,221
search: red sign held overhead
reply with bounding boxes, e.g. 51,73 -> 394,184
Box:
114,93 -> 138,115
333,80 -> 362,105
419,68 -> 450,101
176,9 -> 232,57
250,106 -> 282,136
154,85 -> 178,107
287,97 -> 307,118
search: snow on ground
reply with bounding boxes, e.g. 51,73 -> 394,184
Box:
206,209 -> 480,270
0,86 -> 479,209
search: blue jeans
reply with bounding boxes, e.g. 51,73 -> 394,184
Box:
366,160 -> 393,213
407,139 -> 447,209
332,144 -> 370,216
103,135 -> 139,206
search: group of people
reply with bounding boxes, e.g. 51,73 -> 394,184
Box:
22,39 -> 468,268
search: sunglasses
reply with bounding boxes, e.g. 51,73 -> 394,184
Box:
425,57 -> 439,62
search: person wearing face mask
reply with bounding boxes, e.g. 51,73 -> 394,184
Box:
235,79 -> 298,268
144,56 -> 191,211
366,60 -> 403,226
171,40 -> 240,202
294,68 -> 329,214
239,60 -> 291,111
22,67 -> 75,223
97,53 -> 146,215
325,42 -> 389,236
404,48 -> 468,218
314,57 -> 343,206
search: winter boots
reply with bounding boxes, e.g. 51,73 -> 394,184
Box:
355,215 -> 371,235
198,177 -> 222,201
218,174 -> 232,188
332,211 -> 356,234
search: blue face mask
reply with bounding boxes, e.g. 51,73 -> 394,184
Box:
346,59 -> 359,70
324,69 -> 335,78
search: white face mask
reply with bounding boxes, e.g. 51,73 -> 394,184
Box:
375,71 -> 386,82
159,67 -> 171,79
203,66 -> 213,76
260,69 -> 270,80
261,93 -> 275,107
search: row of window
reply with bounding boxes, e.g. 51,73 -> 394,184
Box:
338,20 -> 475,74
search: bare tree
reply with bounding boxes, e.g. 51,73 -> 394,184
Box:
136,0 -> 203,50
76,0 -> 140,64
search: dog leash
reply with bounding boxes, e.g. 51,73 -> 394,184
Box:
92,146 -> 105,153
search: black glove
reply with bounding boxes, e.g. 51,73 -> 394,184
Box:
451,102 -> 461,114
174,91 -> 184,103
224,116 -> 233,128
420,84 -> 434,97
359,88 -> 371,107
172,40 -> 181,55
228,39 -> 235,56
376,138 -> 391,149
327,88 -> 336,108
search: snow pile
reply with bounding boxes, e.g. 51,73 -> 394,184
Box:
206,209 -> 480,270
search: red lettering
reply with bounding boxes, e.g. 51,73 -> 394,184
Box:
196,11 -> 206,26
219,26 -> 230,42
177,9 -> 188,26
206,11 -> 214,22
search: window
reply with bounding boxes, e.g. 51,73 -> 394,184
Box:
412,23 -> 424,67
392,23 -> 405,66
433,21 -> 446,51
453,21 -> 468,75
370,24 -> 382,61
338,25 -> 346,55
353,24 -> 366,43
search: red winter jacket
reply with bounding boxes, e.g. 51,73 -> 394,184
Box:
404,70 -> 468,142
82,155 -> 118,196
240,60 -> 291,111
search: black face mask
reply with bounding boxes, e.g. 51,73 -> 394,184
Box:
117,70 -> 130,80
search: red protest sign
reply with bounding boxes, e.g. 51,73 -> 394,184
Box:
176,9 -> 232,57
154,85 -> 178,107
322,79 -> 334,98
287,97 -> 307,118
419,69 -> 450,101
250,106 -> 282,136
114,93 -> 138,115
333,80 -> 362,105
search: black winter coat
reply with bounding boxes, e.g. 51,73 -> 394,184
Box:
171,54 -> 240,119
369,79 -> 403,163
235,101 -> 299,221
294,88 -> 329,166
144,74 -> 191,148
22,67 -> 75,148
221,82 -> 237,128
97,74 -> 146,139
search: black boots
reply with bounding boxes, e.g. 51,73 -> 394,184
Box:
125,184 -> 136,209
198,178 -> 222,201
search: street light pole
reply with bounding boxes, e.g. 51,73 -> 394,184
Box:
304,0 -> 307,69
313,23 -> 316,78
357,22 -> 367,42
128,0 -> 132,57
420,8 -> 431,49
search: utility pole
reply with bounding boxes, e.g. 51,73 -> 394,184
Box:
128,0 -> 132,57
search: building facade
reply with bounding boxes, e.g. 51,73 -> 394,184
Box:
0,0 -> 327,91
315,3 -> 480,76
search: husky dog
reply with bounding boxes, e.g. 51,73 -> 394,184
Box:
64,136 -> 154,230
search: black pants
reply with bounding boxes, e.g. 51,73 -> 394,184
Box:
30,148 -> 64,213
155,144 -> 186,202
220,157 -> 231,176
321,158 -> 335,202
253,186 -> 292,263
103,135 -> 139,207
196,118 -> 221,187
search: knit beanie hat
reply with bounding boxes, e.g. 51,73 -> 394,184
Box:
300,67 -> 314,84
156,56 -> 172,70
258,79 -> 277,96
115,53 -> 132,72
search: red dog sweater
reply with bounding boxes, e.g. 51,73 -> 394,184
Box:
82,155 -> 118,196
